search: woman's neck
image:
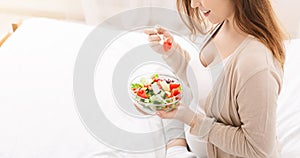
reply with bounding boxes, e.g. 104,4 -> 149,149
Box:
220,19 -> 247,38
212,19 -> 248,59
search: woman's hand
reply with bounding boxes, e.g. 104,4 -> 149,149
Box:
144,25 -> 177,54
156,103 -> 202,128
158,103 -> 215,141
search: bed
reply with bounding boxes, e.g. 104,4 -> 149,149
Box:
0,18 -> 299,158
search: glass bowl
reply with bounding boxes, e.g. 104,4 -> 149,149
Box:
128,62 -> 183,115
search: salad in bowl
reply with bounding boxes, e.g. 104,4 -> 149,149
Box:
128,73 -> 183,115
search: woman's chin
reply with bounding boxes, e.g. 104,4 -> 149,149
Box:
207,17 -> 223,25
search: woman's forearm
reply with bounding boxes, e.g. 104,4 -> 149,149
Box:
162,42 -> 191,86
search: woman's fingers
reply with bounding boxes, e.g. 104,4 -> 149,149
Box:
155,25 -> 167,34
145,26 -> 172,37
156,108 -> 178,119
156,110 -> 168,118
144,26 -> 174,54
144,26 -> 168,36
144,28 -> 157,35
148,34 -> 161,42
144,29 -> 162,42
144,26 -> 173,43
156,26 -> 173,40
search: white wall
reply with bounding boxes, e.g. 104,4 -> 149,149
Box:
272,0 -> 300,38
0,0 -> 299,38
0,0 -> 84,20
81,0 -> 176,25
80,0 -> 300,38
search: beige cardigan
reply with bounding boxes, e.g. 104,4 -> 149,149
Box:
163,35 -> 283,158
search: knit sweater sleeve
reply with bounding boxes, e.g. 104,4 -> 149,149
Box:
162,42 -> 191,86
204,68 -> 281,157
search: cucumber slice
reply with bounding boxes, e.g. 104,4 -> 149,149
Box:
160,91 -> 167,99
153,100 -> 162,104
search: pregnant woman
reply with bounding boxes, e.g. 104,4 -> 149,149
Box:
144,0 -> 286,157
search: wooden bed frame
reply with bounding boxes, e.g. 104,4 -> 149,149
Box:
0,20 -> 22,47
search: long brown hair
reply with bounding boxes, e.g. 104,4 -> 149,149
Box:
177,0 -> 286,68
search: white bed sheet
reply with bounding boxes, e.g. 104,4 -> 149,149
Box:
0,18 -> 299,158
0,18 -> 165,158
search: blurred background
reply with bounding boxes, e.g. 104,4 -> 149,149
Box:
0,0 -> 300,39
